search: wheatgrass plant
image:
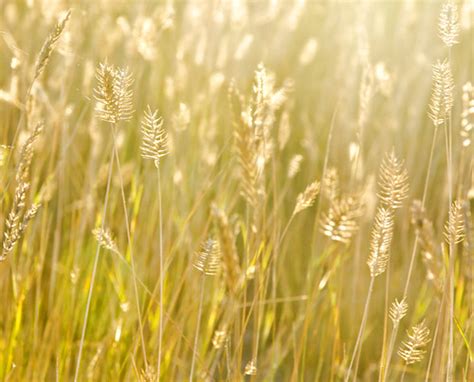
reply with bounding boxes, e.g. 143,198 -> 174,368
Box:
346,150 -> 409,382
74,62 -> 148,381
437,3 -> 460,378
140,105 -> 169,378
398,321 -> 431,382
190,237 -> 221,381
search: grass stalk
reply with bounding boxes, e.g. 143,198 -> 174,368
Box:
111,126 -> 148,368
156,163 -> 164,379
74,141 -> 114,382
345,276 -> 375,382
382,127 -> 438,380
190,274 -> 206,381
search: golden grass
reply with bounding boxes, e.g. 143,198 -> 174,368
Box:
0,1 -> 472,381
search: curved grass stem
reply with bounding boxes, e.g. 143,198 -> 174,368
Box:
190,274 -> 206,381
345,276 -> 375,382
111,126 -> 148,368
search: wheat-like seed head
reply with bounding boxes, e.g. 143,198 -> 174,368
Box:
444,200 -> 465,245
16,121 -> 44,184
398,320 -> 430,364
2,120 -> 43,261
410,201 -> 435,255
140,106 -> 169,167
212,329 -> 228,349
278,109 -> 291,151
252,64 -> 290,177
212,205 -> 242,293
139,365 -> 157,382
1,182 -> 29,260
94,62 -> 134,124
253,63 -> 268,112
322,167 -> 340,202
429,59 -> 454,127
287,154 -> 303,179
293,180 -> 320,215
377,149 -> 409,209
193,238 -> 221,276
389,297 -> 408,325
253,62 -> 290,119
461,82 -> 473,147
438,1 -> 460,47
320,194 -> 364,244
230,81 -> 260,207
244,359 -> 257,376
34,9 -> 71,80
18,203 -> 41,236
252,64 -> 273,178
93,227 -> 119,254
410,200 -> 442,288
367,206 -> 394,277
358,62 -> 374,129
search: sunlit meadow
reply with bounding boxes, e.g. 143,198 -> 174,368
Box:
0,1 -> 472,381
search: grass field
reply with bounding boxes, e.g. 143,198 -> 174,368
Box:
0,0 -> 472,380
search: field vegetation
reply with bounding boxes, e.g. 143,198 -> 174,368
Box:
0,0 -> 472,381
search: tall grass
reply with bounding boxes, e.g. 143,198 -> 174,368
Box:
0,1 -> 472,381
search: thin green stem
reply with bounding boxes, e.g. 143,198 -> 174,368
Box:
156,164 -> 164,379
425,292 -> 446,382
345,276 -> 375,382
383,127 -> 438,380
74,141 -> 114,382
190,274 -> 206,381
400,364 -> 407,382
293,101 -> 338,380
112,126 -> 148,368
446,47 -> 455,382
378,264 -> 391,382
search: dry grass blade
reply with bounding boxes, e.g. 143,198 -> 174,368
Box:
140,106 -> 169,167
429,59 -> 454,127
320,194 -> 363,244
367,206 -> 394,277
94,63 -> 134,124
398,320 -> 430,364
444,200 -> 465,245
193,238 -> 222,276
293,180 -> 320,215
438,1 -> 460,47
377,149 -> 409,209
